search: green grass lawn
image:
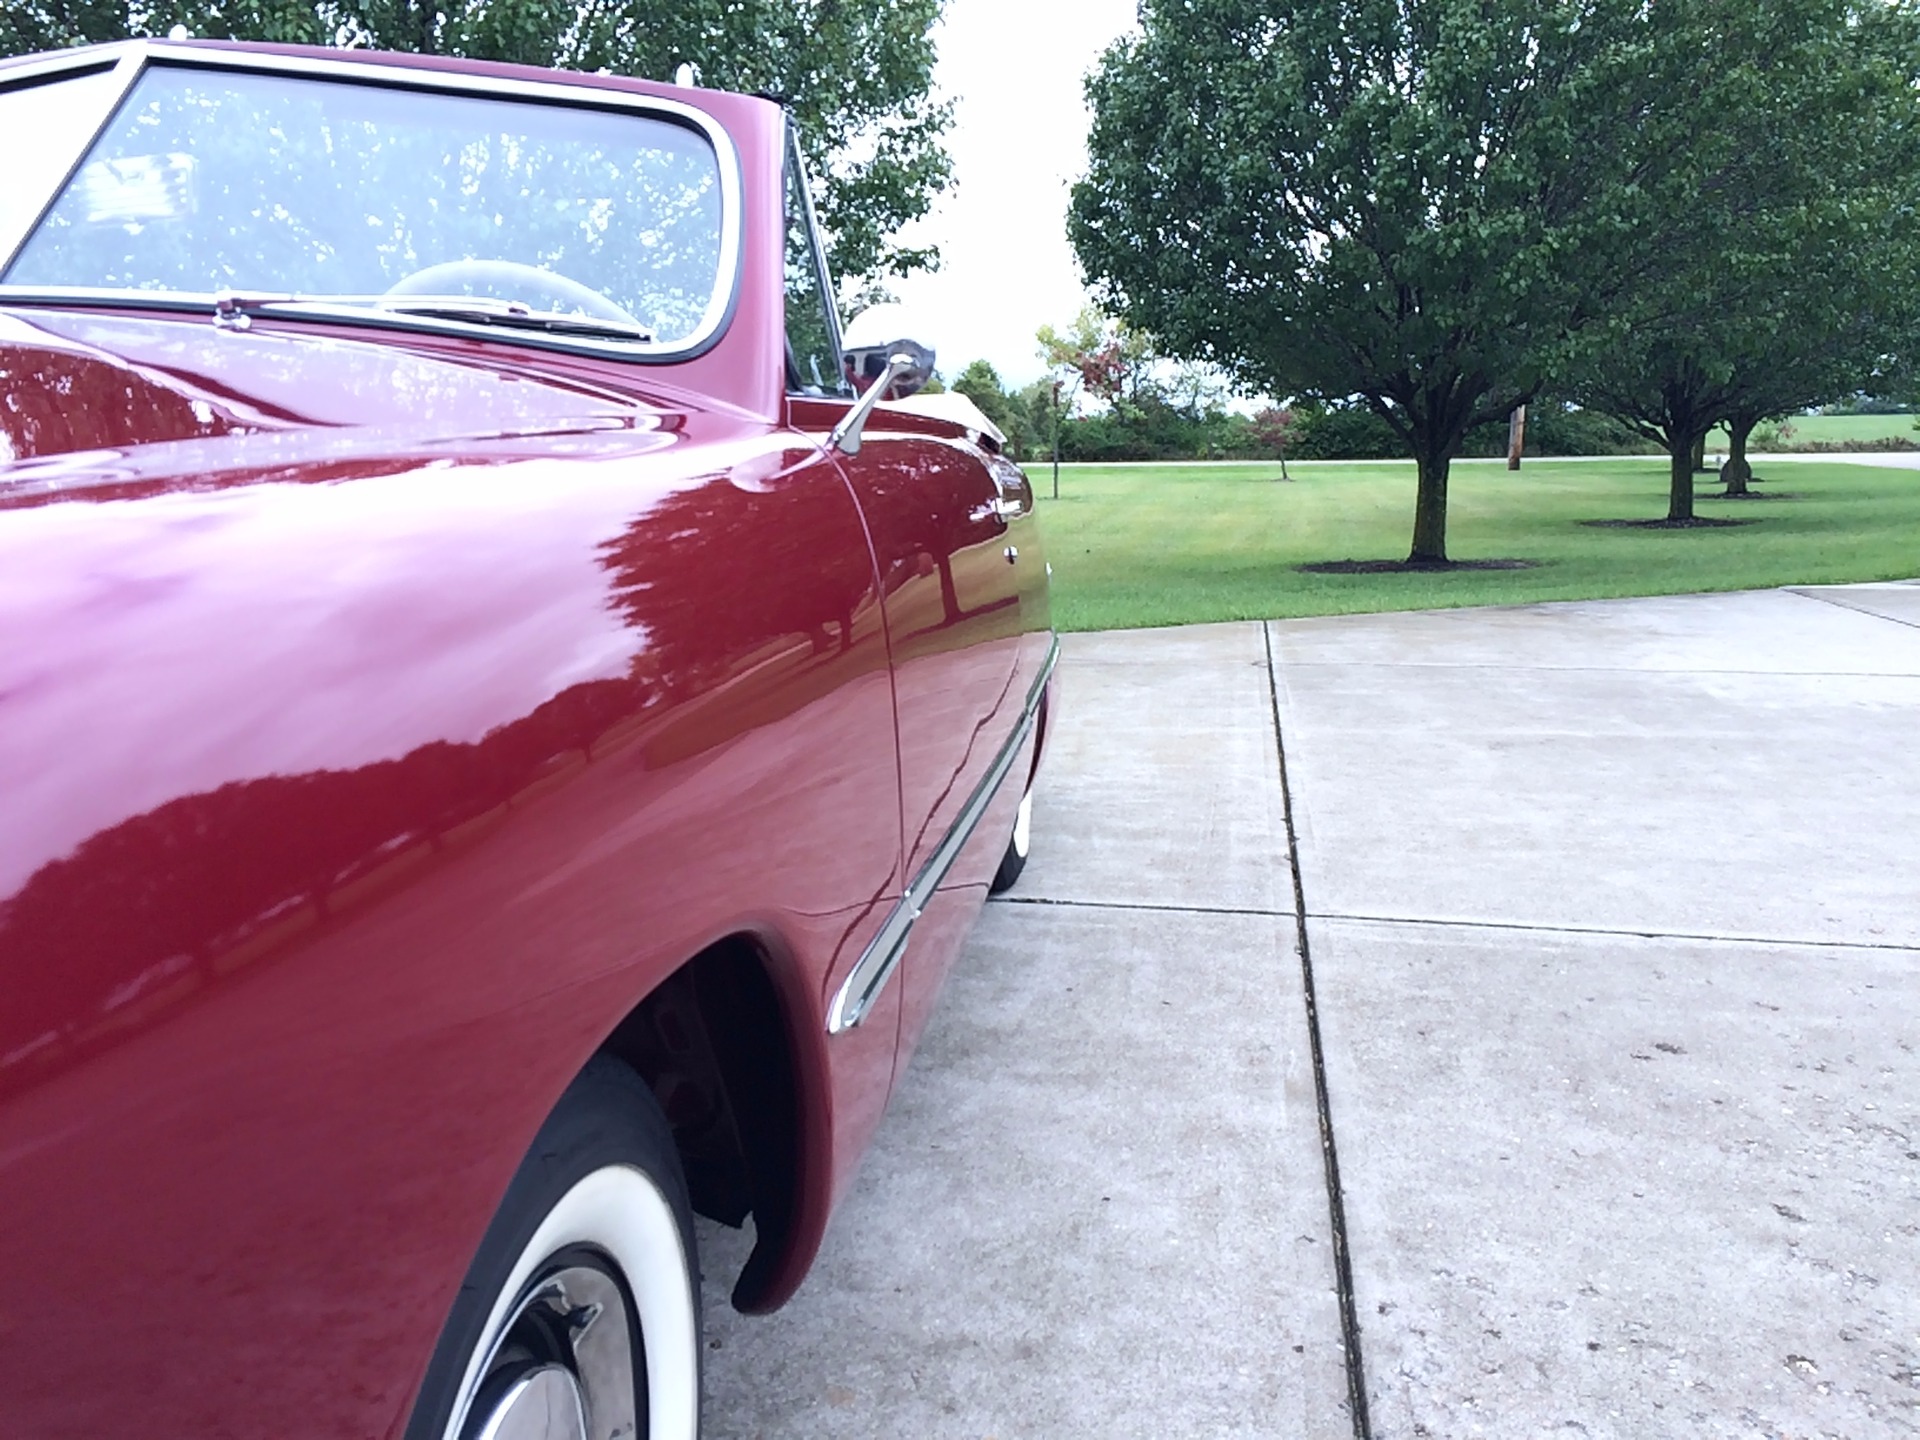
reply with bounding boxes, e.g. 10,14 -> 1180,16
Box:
1733,412 -> 1919,447
1033,457 -> 1920,632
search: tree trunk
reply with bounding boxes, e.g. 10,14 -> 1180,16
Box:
1722,417 -> 1755,496
1690,433 -> 1708,473
1409,449 -> 1450,563
1668,439 -> 1697,522
1278,449 -> 1291,482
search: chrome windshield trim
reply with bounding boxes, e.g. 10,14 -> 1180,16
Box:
0,42 -> 132,87
0,41 -> 744,364
0,48 -> 146,273
783,117 -> 851,399
827,633 -> 1061,1035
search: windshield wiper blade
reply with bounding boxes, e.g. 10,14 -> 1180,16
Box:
206,291 -> 654,343
374,298 -> 654,343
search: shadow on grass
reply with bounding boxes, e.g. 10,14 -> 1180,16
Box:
1296,557 -> 1542,574
1580,517 -> 1758,529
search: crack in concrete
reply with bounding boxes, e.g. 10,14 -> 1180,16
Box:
1307,909 -> 1920,955
1265,620 -> 1374,1440
992,901 -> 1920,957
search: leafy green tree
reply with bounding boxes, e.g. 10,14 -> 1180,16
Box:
1716,219 -> 1920,497
1069,0 -> 1704,563
0,0 -> 952,288
950,358 -> 1011,423
1564,0 -> 1920,517
951,358 -> 1043,459
1012,378 -> 1056,464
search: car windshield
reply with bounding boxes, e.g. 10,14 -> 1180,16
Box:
2,63 -> 730,349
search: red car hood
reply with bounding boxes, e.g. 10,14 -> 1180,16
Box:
0,307 -> 707,501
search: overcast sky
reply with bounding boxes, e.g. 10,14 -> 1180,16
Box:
886,0 -> 1139,388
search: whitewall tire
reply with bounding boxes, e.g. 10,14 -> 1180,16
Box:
406,1059 -> 701,1440
989,788 -> 1034,895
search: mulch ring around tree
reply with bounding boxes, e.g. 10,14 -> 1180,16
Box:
1704,489 -> 1797,500
1297,557 -> 1541,574
1580,516 -> 1758,529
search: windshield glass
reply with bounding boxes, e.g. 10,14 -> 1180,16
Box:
3,64 -> 729,349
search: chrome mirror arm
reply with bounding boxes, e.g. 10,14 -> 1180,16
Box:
829,352 -> 914,457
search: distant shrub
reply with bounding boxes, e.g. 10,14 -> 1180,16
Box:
1759,435 -> 1920,453
1051,397 -> 1268,462
1048,395 -> 1650,463
1288,403 -> 1407,459
1462,401 -> 1643,457
1819,396 -> 1916,415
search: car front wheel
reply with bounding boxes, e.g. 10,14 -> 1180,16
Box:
406,1057 -> 700,1440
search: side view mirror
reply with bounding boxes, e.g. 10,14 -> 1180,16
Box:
841,303 -> 936,399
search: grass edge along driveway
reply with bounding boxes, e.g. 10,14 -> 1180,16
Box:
1034,457 -> 1920,633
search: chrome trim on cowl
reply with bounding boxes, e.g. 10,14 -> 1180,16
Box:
827,633 -> 1060,1034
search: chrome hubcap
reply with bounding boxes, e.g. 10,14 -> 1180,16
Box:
1011,790 -> 1033,858
464,1264 -> 640,1440
473,1365 -> 587,1440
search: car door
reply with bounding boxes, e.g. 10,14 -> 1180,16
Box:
779,129 -> 1040,1077
774,126 -> 916,1167
837,426 -> 1024,855
837,423 -> 1045,1080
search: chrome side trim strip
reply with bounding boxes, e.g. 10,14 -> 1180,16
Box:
827,634 -> 1060,1035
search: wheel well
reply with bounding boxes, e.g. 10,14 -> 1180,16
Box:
597,936 -> 802,1312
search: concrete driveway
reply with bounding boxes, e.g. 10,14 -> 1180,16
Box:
701,581 -> 1920,1439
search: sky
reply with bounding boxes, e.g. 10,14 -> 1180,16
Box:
886,0 -> 1139,388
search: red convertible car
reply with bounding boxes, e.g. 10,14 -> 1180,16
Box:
0,39 -> 1053,1440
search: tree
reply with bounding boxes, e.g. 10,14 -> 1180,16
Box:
1071,0 -> 1688,564
1251,407 -> 1298,480
1718,204 -> 1920,498
1032,307 -> 1260,464
1563,0 -> 1920,518
951,359 -> 1039,458
1012,379 -> 1057,465
0,0 -> 952,289
1037,304 -> 1155,410
1034,311 -> 1095,496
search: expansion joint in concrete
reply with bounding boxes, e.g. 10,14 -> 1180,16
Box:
1307,909 -> 1920,955
1282,660 -> 1920,678
1263,621 -> 1374,1440
990,895 -> 1292,919
1789,586 -> 1920,632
